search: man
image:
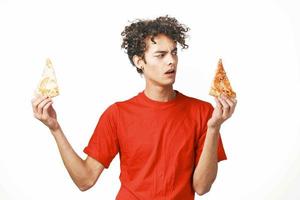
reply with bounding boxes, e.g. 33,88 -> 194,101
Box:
31,16 -> 237,199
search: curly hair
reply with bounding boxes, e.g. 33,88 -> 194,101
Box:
121,15 -> 190,74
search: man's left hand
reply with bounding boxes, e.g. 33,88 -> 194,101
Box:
207,94 -> 237,130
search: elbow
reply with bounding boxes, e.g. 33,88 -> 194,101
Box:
76,179 -> 96,192
193,171 -> 217,196
193,180 -> 212,196
78,185 -> 91,192
195,185 -> 211,196
78,183 -> 93,192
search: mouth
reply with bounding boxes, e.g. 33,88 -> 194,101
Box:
165,69 -> 176,75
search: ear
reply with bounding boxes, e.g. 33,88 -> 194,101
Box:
133,55 -> 144,70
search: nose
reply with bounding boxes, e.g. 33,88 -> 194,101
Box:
167,53 -> 176,66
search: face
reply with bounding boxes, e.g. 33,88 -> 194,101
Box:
135,34 -> 178,87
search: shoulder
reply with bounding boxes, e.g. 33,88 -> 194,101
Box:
98,103 -> 119,120
97,93 -> 139,121
113,92 -> 140,109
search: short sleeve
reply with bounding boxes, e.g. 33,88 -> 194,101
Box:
194,103 -> 227,167
83,103 -> 120,168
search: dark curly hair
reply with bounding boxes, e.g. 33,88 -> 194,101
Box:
121,15 -> 190,74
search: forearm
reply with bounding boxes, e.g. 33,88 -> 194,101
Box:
50,125 -> 92,190
193,127 -> 220,195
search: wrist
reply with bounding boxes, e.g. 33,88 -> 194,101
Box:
207,125 -> 221,133
49,123 -> 61,134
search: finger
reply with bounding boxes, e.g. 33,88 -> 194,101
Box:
219,95 -> 230,118
33,112 -> 42,120
42,100 -> 53,118
37,98 -> 52,115
230,98 -> 238,115
232,97 -> 237,104
32,96 -> 48,113
222,95 -> 235,116
214,97 -> 222,110
224,95 -> 238,116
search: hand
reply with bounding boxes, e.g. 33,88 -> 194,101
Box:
207,94 -> 237,129
31,95 -> 60,131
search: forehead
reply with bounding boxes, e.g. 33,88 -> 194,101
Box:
145,34 -> 177,53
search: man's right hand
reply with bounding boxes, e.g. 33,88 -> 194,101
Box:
31,95 -> 60,131
31,95 -> 105,191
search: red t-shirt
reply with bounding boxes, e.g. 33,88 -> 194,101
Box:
84,90 -> 227,199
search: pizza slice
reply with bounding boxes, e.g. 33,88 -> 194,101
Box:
209,58 -> 236,98
35,58 -> 59,98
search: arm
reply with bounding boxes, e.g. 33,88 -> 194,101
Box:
31,96 -> 105,191
192,126 -> 220,195
51,126 -> 105,191
193,94 -> 237,195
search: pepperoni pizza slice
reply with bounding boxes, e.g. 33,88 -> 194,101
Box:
35,58 -> 59,98
209,59 -> 236,98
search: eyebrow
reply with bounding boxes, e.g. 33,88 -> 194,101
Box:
153,47 -> 177,54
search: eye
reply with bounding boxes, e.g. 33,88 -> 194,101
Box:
156,54 -> 165,58
172,51 -> 177,55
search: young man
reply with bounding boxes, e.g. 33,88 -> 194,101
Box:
31,16 -> 237,199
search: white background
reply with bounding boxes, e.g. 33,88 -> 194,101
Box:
0,0 -> 299,199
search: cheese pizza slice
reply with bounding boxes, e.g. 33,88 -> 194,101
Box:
35,58 -> 59,98
209,58 -> 236,98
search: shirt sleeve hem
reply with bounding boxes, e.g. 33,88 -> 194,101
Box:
83,147 -> 110,169
218,154 -> 227,162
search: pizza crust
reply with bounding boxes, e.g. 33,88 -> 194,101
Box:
209,59 -> 236,98
35,58 -> 59,98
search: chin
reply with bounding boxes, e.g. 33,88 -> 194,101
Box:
161,79 -> 176,86
148,77 -> 176,87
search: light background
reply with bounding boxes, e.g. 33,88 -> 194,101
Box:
0,0 -> 299,199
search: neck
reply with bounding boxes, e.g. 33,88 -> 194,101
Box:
144,84 -> 176,102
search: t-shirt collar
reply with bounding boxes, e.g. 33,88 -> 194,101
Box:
138,89 -> 182,109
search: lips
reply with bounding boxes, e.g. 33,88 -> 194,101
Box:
165,69 -> 176,74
